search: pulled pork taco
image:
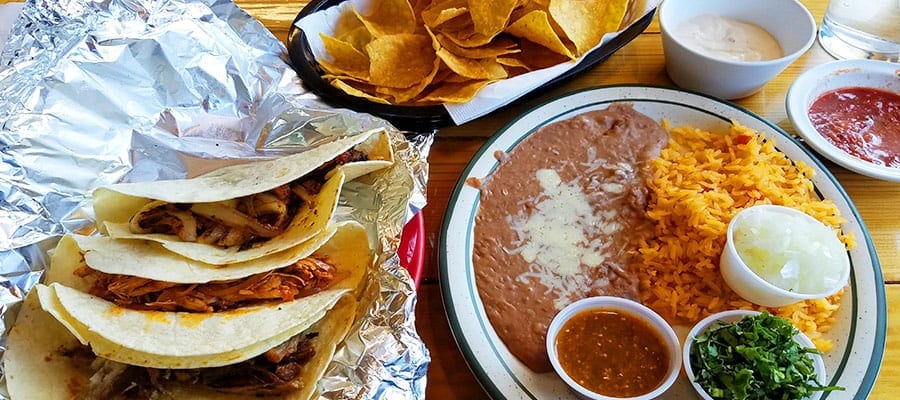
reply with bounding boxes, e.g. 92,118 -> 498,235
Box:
4,220 -> 371,399
6,290 -> 357,399
53,220 -> 369,312
93,130 -> 392,265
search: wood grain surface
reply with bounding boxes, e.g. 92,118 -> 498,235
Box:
4,0 -> 895,398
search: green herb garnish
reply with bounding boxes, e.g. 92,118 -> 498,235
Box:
690,312 -> 844,400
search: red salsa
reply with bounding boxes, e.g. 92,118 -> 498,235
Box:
808,87 -> 900,168
555,308 -> 670,397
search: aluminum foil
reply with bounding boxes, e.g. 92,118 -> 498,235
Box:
0,0 -> 431,398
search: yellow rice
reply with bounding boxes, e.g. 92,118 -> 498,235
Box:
639,122 -> 855,351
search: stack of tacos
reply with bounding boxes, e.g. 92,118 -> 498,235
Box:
5,130 -> 394,399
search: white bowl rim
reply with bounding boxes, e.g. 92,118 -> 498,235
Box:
785,59 -> 900,182
658,0 -> 816,67
683,309 -> 828,400
545,296 -> 681,400
723,204 -> 851,301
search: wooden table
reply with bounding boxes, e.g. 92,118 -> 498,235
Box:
189,0 -> 900,398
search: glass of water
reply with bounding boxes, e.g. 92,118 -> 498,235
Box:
818,0 -> 900,62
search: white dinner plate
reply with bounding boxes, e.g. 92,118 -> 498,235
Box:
439,85 -> 885,400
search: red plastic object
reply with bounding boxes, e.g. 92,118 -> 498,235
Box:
398,210 -> 425,289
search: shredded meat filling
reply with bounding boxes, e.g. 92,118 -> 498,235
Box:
128,149 -> 367,249
75,332 -> 318,400
77,257 -> 336,313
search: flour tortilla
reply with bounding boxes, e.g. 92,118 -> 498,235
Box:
5,290 -> 357,400
32,219 -> 371,368
99,168 -> 344,265
57,219 -> 370,284
330,129 -> 394,181
93,130 -> 391,205
93,130 -> 392,265
37,282 -> 347,368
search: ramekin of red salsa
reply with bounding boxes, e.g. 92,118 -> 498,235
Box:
546,296 -> 681,400
786,59 -> 900,182
808,87 -> 899,168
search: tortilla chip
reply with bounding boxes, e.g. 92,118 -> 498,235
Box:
514,37 -> 572,69
352,0 -> 417,37
505,10 -> 575,59
435,32 -> 519,59
332,5 -> 367,37
497,56 -> 531,70
468,0 -> 518,37
375,56 -> 442,104
337,25 -> 373,54
421,0 -> 468,28
438,23 -> 496,48
319,33 -> 370,80
367,34 -> 436,89
548,0 -> 628,55
331,78 -> 392,104
442,72 -> 474,83
436,48 -> 507,80
421,79 -> 494,103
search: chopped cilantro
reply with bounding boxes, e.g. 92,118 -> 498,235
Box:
690,312 -> 844,400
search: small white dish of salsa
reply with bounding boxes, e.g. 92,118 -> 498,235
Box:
786,59 -> 900,182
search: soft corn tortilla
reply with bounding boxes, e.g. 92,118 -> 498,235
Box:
93,130 -> 392,265
6,291 -> 357,400
58,219 -> 369,284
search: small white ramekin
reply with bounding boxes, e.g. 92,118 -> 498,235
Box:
546,296 -> 680,400
683,310 -> 827,400
786,59 -> 900,182
659,0 -> 816,99
720,205 -> 850,307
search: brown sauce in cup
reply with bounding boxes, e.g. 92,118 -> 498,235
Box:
555,308 -> 670,397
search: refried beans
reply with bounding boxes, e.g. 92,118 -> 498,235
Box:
472,104 -> 668,372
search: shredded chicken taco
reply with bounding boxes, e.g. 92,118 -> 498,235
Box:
93,130 -> 392,265
4,220 -> 371,399
6,291 -> 357,399
51,220 -> 369,313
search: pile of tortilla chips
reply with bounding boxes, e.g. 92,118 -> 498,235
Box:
316,0 -> 631,105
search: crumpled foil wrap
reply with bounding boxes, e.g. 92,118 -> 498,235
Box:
0,0 -> 431,398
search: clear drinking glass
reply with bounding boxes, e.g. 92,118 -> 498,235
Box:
818,0 -> 900,62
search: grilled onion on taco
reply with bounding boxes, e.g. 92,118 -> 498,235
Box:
93,130 -> 392,265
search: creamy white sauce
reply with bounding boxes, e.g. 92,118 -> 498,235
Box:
676,14 -> 783,62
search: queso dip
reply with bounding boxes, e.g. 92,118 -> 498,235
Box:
676,14 -> 783,62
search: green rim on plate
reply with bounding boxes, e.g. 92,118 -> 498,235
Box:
439,85 -> 885,400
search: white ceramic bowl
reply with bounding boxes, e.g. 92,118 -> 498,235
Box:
786,59 -> 900,182
659,0 -> 816,99
720,205 -> 850,307
546,296 -> 680,400
683,310 -> 827,400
